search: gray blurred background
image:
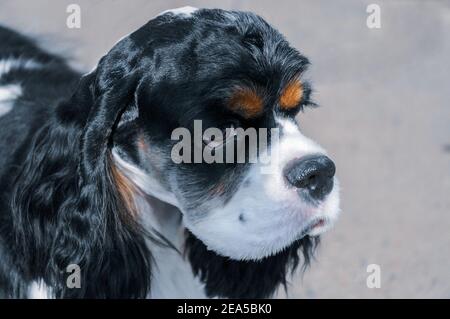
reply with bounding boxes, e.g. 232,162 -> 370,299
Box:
1,0 -> 449,298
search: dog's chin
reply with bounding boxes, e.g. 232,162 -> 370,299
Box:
184,230 -> 319,298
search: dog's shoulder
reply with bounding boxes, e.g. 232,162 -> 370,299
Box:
0,26 -> 80,171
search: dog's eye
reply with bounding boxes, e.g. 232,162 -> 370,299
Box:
203,124 -> 237,149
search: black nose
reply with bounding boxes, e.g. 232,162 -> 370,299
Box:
284,155 -> 336,200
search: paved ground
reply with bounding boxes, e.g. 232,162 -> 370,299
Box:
1,0 -> 449,298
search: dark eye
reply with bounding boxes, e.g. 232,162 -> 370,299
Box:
203,123 -> 238,149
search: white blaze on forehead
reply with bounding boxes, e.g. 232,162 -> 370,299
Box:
274,116 -> 326,166
276,116 -> 326,152
262,116 -> 330,204
158,6 -> 198,18
257,117 -> 328,204
0,84 -> 22,117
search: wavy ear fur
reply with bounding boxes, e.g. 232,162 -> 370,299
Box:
10,71 -> 152,298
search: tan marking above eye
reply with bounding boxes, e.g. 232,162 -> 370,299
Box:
279,80 -> 303,110
229,87 -> 264,119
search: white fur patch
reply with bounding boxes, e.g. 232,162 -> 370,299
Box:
0,84 -> 22,117
142,205 -> 206,298
28,280 -> 52,299
158,6 -> 198,18
148,244 -> 207,298
0,58 -> 42,117
0,58 -> 41,78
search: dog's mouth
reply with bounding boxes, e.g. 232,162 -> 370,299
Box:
310,218 -> 325,229
302,217 -> 329,237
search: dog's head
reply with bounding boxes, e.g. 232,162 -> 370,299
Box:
104,7 -> 339,258
48,7 -> 340,297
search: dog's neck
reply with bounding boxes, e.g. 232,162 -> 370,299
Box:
112,149 -> 208,298
134,189 -> 209,298
137,194 -> 184,245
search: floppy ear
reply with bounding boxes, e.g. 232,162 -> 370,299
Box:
9,70 -> 152,298
47,72 -> 152,298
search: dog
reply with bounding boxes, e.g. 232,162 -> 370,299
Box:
0,7 -> 340,298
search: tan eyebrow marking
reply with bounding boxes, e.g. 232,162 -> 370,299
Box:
279,79 -> 304,110
229,87 -> 264,119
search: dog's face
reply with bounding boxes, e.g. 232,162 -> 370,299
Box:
107,8 -> 340,261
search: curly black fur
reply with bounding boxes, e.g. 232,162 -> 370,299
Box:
5,69 -> 151,298
0,25 -> 153,297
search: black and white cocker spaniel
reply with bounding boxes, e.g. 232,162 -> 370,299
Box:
0,7 -> 340,298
